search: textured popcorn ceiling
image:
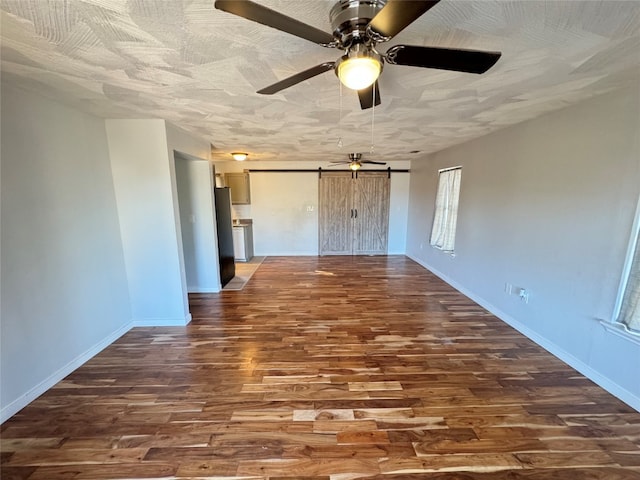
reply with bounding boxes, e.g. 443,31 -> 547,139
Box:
1,0 -> 639,162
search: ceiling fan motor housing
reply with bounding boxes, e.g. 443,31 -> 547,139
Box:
330,0 -> 387,48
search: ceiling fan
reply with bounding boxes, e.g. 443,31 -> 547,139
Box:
214,0 -> 501,110
330,153 -> 386,171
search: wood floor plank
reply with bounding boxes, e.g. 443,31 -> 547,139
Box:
2,256 -> 639,479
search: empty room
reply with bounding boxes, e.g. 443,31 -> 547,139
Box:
1,1 -> 639,479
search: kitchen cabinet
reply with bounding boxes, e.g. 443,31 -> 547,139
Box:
232,223 -> 254,262
318,171 -> 390,255
224,172 -> 251,204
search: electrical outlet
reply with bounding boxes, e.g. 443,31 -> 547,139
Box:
519,289 -> 529,303
505,283 -> 529,303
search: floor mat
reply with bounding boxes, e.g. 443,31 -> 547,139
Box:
222,256 -> 266,291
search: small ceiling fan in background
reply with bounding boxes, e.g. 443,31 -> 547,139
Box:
214,0 -> 501,110
330,153 -> 386,171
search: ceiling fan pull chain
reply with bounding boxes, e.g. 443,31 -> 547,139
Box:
370,86 -> 376,154
340,80 -> 343,123
337,81 -> 344,148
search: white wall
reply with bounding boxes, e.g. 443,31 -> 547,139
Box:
105,120 -> 191,326
165,124 -> 218,298
388,172 -> 410,254
251,172 -> 319,255
1,83 -> 132,421
406,87 -> 640,409
215,161 -> 411,256
175,153 -> 220,292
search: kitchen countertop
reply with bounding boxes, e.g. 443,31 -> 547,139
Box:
232,218 -> 252,227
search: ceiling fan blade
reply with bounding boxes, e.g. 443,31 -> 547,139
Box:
362,160 -> 386,165
257,62 -> 335,94
367,0 -> 440,41
386,45 -> 501,74
357,81 -> 381,110
215,0 -> 335,46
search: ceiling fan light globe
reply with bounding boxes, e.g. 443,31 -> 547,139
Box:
350,162 -> 361,171
337,56 -> 382,90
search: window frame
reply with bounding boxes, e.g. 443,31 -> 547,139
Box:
429,166 -> 462,254
605,193 -> 640,343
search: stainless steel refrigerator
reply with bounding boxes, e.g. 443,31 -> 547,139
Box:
214,187 -> 235,287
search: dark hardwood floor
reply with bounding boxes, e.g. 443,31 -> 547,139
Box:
2,256 -> 639,479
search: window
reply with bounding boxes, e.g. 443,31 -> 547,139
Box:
430,167 -> 461,252
618,223 -> 640,332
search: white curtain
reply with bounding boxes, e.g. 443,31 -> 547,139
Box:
430,168 -> 461,252
619,231 -> 640,332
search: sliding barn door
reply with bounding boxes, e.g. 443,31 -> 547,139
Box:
318,171 -> 390,255
353,172 -> 390,255
319,172 -> 353,255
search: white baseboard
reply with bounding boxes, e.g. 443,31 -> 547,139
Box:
255,251 -> 318,257
1,321 -> 134,423
188,286 -> 220,293
407,254 -> 640,412
2,312 -> 195,424
132,314 -> 192,327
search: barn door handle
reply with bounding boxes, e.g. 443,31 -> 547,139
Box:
354,209 -> 358,218
350,209 -> 353,218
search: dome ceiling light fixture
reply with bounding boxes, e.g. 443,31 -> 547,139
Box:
215,0 -> 501,110
231,152 -> 248,161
